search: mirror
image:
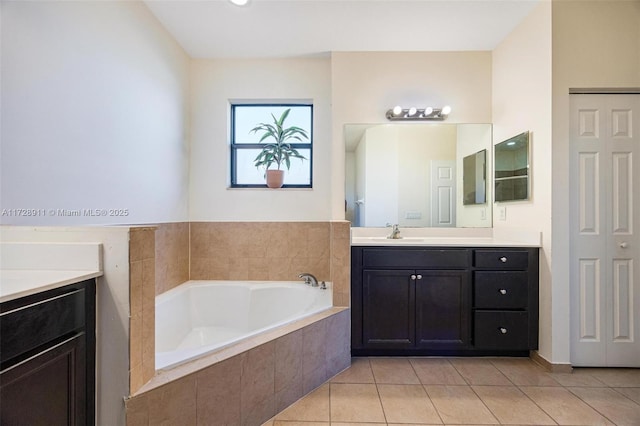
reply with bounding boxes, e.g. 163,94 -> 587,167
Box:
463,149 -> 487,205
494,131 -> 530,202
345,123 -> 492,228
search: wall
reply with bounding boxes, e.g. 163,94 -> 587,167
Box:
551,0 -> 640,364
189,58 -> 332,221
492,2 -> 553,361
331,51 -> 493,219
0,1 -> 190,226
0,226 -> 131,426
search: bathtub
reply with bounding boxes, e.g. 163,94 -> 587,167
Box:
155,280 -> 333,370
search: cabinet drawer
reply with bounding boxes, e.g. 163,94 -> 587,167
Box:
1,289 -> 85,365
363,248 -> 469,269
474,272 -> 528,309
474,311 -> 529,350
474,250 -> 528,269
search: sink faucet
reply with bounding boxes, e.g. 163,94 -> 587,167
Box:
298,273 -> 319,287
387,224 -> 402,239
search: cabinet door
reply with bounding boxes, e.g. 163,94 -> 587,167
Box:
415,270 -> 470,349
1,334 -> 86,426
362,270 -> 415,349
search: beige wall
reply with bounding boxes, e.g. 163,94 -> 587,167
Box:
189,58 -> 333,221
330,51 -> 493,219
551,0 -> 640,364
491,2 -> 554,361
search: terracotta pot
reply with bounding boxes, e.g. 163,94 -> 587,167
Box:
265,169 -> 284,188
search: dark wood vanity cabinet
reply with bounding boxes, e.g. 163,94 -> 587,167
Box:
1,279 -> 96,426
352,246 -> 538,356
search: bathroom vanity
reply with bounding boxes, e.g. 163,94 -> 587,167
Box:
0,242 -> 102,426
350,236 -> 539,356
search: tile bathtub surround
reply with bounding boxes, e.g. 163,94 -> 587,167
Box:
189,222 -> 350,293
330,220 -> 350,307
125,308 -> 351,426
155,222 -> 189,295
266,357 -> 640,425
129,227 -> 156,394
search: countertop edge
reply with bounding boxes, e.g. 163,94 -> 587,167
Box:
0,270 -> 103,303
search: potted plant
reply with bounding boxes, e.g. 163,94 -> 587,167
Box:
251,108 -> 308,188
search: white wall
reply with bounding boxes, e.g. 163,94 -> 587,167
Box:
492,2 -> 554,361
551,0 -> 640,364
189,58 -> 332,221
0,1 -> 190,226
0,226 -> 131,426
331,51 -> 493,219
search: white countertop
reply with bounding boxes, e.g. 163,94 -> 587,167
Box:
0,269 -> 103,303
350,227 -> 541,247
0,242 -> 104,303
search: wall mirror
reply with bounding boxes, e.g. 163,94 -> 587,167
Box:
494,131 -> 530,202
463,149 -> 487,205
345,123 -> 492,228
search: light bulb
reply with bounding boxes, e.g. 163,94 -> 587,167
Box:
408,107 -> 417,116
392,105 -> 402,116
229,0 -> 249,5
423,107 -> 433,116
441,105 -> 452,115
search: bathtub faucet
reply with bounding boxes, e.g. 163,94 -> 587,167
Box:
298,273 -> 319,287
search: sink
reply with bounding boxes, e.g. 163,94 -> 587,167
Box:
351,236 -> 497,246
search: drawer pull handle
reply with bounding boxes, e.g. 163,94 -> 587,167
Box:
410,274 -> 417,280
500,256 -> 508,263
499,327 -> 508,334
416,274 -> 423,280
499,289 -> 507,295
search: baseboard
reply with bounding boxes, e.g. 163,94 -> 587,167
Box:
530,350 -> 573,373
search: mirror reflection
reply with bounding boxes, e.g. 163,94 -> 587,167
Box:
494,131 -> 530,202
345,123 -> 492,228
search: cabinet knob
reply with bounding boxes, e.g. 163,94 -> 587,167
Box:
500,256 -> 508,263
499,289 -> 507,295
416,274 -> 423,280
620,242 -> 628,249
410,274 -> 417,280
499,327 -> 508,334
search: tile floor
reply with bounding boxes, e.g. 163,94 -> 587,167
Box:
263,357 -> 640,425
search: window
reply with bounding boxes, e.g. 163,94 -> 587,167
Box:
231,104 -> 313,188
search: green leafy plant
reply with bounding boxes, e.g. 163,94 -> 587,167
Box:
251,108 -> 308,171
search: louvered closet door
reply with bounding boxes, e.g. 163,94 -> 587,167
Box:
570,93 -> 640,367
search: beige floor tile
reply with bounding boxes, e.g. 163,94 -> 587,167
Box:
522,386 -> 613,425
585,368 -> 640,387
473,385 -> 555,425
549,369 -> 607,387
411,358 -> 467,385
330,383 -> 386,423
449,358 -> 511,386
378,384 -> 442,424
370,357 -> 420,384
331,357 -> 375,383
490,358 -> 560,386
274,383 -> 329,421
615,387 -> 640,405
424,385 -> 498,425
569,386 -> 640,426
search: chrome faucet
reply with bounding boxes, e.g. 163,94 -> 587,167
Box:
298,273 -> 319,287
387,223 -> 402,239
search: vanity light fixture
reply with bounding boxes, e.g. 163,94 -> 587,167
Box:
386,105 -> 452,121
229,0 -> 250,6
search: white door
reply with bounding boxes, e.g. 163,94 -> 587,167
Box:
430,160 -> 456,227
570,93 -> 640,367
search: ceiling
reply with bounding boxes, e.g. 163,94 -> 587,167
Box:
144,0 -> 540,58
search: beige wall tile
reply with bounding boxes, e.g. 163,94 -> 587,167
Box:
129,260 -> 143,315
130,311 -> 143,370
196,356 -> 242,425
241,342 -> 277,425
147,375 -> 197,426
125,394 -> 149,426
130,228 -> 155,262
275,330 -> 303,394
155,222 -> 189,295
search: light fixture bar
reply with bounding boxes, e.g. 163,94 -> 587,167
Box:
385,106 -> 451,121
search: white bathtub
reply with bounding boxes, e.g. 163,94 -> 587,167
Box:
155,280 -> 333,370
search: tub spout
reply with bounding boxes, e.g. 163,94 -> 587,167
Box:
298,273 -> 319,287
